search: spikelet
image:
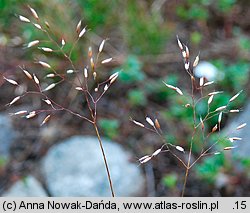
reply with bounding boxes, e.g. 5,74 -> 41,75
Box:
33,74 -> 40,85
101,58 -> 112,64
212,124 -> 218,133
84,68 -> 88,78
193,54 -> 199,67
155,119 -> 161,129
27,40 -> 39,48
176,35 -> 183,51
104,84 -> 109,91
11,110 -> 27,115
176,146 -> 185,153
9,96 -> 21,105
236,123 -> 247,130
203,81 -> 214,86
22,69 -> 32,79
199,77 -> 204,87
75,87 -> 83,91
146,116 -> 155,127
79,27 -> 86,38
229,90 -> 243,102
34,23 -> 42,30
152,148 -> 162,157
218,112 -> 223,124
230,109 -> 240,113
28,6 -> 39,19
208,95 -> 214,105
38,61 -> 51,69
139,156 -> 152,164
19,15 -> 30,23
43,83 -> 56,91
99,39 -> 106,53
208,91 -> 223,96
43,99 -> 52,105
41,115 -> 51,126
61,38 -> 65,47
40,47 -> 53,52
3,77 -> 18,85
26,111 -> 36,119
131,120 -> 145,128
215,106 -> 227,112
76,20 -> 82,33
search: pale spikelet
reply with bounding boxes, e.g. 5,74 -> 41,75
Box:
34,23 -> 42,30
94,87 -> 98,92
214,152 -> 221,155
19,15 -> 30,23
3,77 -> 18,85
175,87 -> 183,95
182,50 -> 187,58
208,95 -> 214,105
224,146 -> 237,150
43,83 -> 56,91
84,68 -> 88,78
229,90 -> 243,102
101,58 -> 112,64
79,27 -> 86,38
40,47 -> 53,52
88,47 -> 92,58
46,73 -> 55,78
185,103 -> 191,108
93,72 -> 97,80
76,20 -> 82,33
75,87 -> 83,91
184,62 -> 190,70
228,137 -> 242,142
199,77 -> 204,86
193,55 -> 199,67
27,40 -> 39,48
140,156 -> 152,164
90,57 -> 95,70
12,110 -> 27,115
200,117 -> 204,130
28,6 -> 39,19
208,91 -> 223,96
9,96 -> 21,105
163,82 -> 176,90
146,116 -> 155,127
33,74 -> 39,85
176,145 -> 185,153
139,155 -> 150,162
41,115 -> 51,126
155,119 -> 161,129
110,72 -> 119,84
104,84 -> 109,91
132,120 -> 145,128
176,35 -> 183,51
99,39 -> 106,53
61,38 -> 65,46
66,69 -> 74,74
45,21 -> 50,28
38,61 -> 51,69
152,148 -> 162,157
230,109 -> 240,113
212,124 -> 218,132
236,123 -> 247,130
218,112 -> 223,123
204,81 -> 214,86
185,45 -> 190,59
22,69 -> 32,79
26,111 -> 36,119
43,99 -> 52,105
215,106 -> 227,112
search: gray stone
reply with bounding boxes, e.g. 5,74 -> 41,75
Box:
0,113 -> 17,160
225,102 -> 250,159
41,135 -> 144,196
2,175 -> 47,197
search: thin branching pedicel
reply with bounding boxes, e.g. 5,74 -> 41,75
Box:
6,7 -> 118,197
131,36 -> 246,196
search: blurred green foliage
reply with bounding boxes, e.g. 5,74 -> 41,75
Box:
98,118 -> 120,139
162,173 -> 178,189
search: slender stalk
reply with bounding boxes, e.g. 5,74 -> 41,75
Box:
93,122 -> 115,197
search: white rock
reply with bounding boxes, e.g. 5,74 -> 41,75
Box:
3,175 -> 47,197
41,136 -> 144,196
194,61 -> 222,81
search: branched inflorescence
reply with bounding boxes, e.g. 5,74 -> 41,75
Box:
131,36 -> 246,196
5,6 -> 118,197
